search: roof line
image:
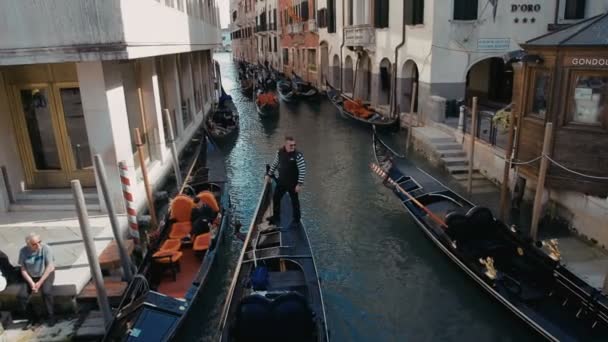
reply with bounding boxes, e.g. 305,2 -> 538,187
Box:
559,12 -> 608,45
525,13 -> 603,45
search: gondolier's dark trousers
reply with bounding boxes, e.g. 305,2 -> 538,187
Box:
273,182 -> 301,223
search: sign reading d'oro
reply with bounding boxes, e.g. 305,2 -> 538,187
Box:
566,57 -> 608,68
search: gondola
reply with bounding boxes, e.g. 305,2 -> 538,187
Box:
206,87 -> 239,140
239,78 -> 254,95
103,133 -> 231,342
218,169 -> 329,342
371,132 -> 608,342
277,80 -> 296,102
292,72 -> 318,97
326,82 -> 398,128
255,84 -> 279,117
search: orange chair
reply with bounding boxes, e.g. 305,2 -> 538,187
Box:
159,238 -> 181,252
169,222 -> 192,240
152,250 -> 183,281
197,191 -> 220,213
169,195 -> 195,240
193,233 -> 211,253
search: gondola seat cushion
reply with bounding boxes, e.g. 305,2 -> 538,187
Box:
169,222 -> 192,240
152,250 -> 183,264
466,206 -> 496,234
445,212 -> 470,241
193,233 -> 211,252
272,292 -> 315,341
234,294 -> 273,341
170,195 -> 195,222
196,191 -> 220,213
159,238 -> 182,252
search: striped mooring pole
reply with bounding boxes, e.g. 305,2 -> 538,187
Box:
119,161 -> 140,245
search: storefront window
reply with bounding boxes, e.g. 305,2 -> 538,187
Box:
530,70 -> 551,119
570,74 -> 607,125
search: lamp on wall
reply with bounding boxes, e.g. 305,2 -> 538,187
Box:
503,50 -> 544,65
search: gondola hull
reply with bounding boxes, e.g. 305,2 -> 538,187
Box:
327,83 -> 398,128
206,99 -> 240,140
372,134 -> 608,342
277,81 -> 296,102
219,180 -> 329,342
103,134 -> 231,342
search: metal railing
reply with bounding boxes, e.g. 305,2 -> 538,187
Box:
461,107 -> 507,150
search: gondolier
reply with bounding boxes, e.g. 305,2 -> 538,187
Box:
265,136 -> 306,225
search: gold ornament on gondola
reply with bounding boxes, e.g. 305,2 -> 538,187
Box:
479,256 -> 497,280
545,239 -> 561,261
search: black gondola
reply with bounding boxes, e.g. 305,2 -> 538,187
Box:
371,132 -> 608,342
291,72 -> 318,98
218,172 -> 329,342
206,87 -> 239,140
255,83 -> 279,117
326,82 -> 398,128
103,134 -> 231,342
277,80 -> 296,102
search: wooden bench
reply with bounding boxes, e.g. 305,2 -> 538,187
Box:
77,278 -> 128,307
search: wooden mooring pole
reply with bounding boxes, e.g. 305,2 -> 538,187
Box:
530,122 -> 553,241
405,82 -> 418,155
134,128 -> 158,229
71,180 -> 113,326
467,97 -> 478,195
499,109 -> 517,221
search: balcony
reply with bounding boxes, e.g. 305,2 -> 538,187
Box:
288,22 -> 304,34
308,19 -> 317,32
344,25 -> 375,47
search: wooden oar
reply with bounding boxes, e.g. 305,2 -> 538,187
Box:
370,163 -> 448,229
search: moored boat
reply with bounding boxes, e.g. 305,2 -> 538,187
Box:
292,72 -> 318,97
371,133 -> 608,342
206,87 -> 239,140
277,80 -> 296,102
255,86 -> 279,117
326,82 -> 398,128
218,170 -> 329,342
103,134 -> 231,342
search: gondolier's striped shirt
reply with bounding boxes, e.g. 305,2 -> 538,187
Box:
268,148 -> 306,185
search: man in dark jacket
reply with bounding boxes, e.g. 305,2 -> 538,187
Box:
265,136 -> 306,225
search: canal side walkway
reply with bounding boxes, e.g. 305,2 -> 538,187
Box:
0,208 -> 128,341
403,116 -> 608,292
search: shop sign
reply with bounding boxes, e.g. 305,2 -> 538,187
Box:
511,4 -> 542,12
566,57 -> 608,68
477,38 -> 511,51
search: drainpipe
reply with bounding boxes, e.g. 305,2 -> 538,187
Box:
391,1 -> 407,119
340,0 -> 346,91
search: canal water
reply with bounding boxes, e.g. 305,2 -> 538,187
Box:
175,53 -> 538,341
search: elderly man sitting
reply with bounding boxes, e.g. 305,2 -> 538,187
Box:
17,232 -> 56,327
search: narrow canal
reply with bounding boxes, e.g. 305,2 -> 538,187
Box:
175,53 -> 538,341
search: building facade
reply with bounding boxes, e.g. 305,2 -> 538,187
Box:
255,0 -> 281,68
220,28 -> 233,52
316,0 -> 608,120
279,0 -> 320,84
0,0 -> 221,217
231,0 -> 257,62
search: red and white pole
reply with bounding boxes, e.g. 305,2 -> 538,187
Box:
119,161 -> 139,245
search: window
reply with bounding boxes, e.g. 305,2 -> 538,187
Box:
569,73 -> 608,125
318,9 -> 327,28
301,1 -> 309,21
453,0 -> 478,21
308,49 -> 316,71
274,37 -> 277,52
348,0 -> 353,25
565,0 -> 586,20
328,0 -> 336,33
283,48 -> 289,65
374,0 -> 389,28
528,69 -> 551,119
405,0 -> 424,25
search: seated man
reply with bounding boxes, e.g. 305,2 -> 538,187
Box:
192,192 -> 220,236
17,233 -> 56,327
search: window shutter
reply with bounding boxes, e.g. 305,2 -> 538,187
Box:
414,0 -> 424,25
404,0 -> 414,25
454,0 -> 478,20
302,1 -> 309,21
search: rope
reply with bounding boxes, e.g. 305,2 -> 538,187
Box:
544,154 -> 608,180
509,156 -> 543,166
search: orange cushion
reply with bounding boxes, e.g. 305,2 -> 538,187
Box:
197,191 -> 220,212
170,195 -> 195,222
153,250 -> 183,263
193,233 -> 211,252
169,222 -> 192,240
160,238 -> 181,252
